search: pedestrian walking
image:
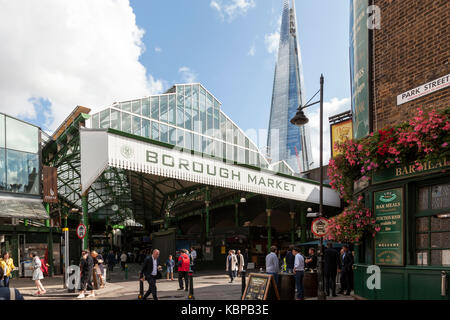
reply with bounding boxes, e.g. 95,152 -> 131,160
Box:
166,255 -> 175,281
177,249 -> 190,291
292,247 -> 305,300
140,249 -> 162,300
120,251 -> 127,271
189,247 -> 197,272
236,250 -> 244,275
78,250 -> 95,299
0,267 -> 24,300
265,246 -> 280,286
30,252 -> 46,296
340,245 -> 353,296
91,251 -> 105,288
243,249 -> 249,270
225,250 -> 238,283
0,252 -> 16,287
324,242 -> 340,297
106,250 -> 115,273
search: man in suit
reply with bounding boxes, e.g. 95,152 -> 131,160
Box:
140,249 -> 162,300
340,245 -> 353,296
324,242 -> 341,297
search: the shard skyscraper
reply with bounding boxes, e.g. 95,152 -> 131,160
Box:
267,0 -> 313,173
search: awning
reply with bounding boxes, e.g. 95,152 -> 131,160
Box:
0,196 -> 49,220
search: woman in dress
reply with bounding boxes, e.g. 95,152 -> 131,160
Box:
30,252 -> 46,295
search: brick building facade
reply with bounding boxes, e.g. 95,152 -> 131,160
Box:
371,0 -> 449,130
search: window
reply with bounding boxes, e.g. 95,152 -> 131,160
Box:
151,97 -> 159,120
151,122 -> 159,141
142,98 -> 150,118
193,104 -> 200,133
177,92 -> 184,128
160,124 -> 168,143
0,148 -> 5,190
169,127 -> 177,146
132,100 -> 141,115
121,102 -> 131,113
176,129 -> 184,148
416,183 -> 450,266
132,116 -> 141,136
5,117 -> 39,154
185,131 -> 193,151
169,95 -> 176,125
6,150 -> 39,195
92,113 -> 99,129
100,109 -> 110,129
122,113 -> 131,133
160,96 -> 168,123
142,119 -> 150,138
193,134 -> 201,153
111,109 -> 120,130
0,114 -> 5,148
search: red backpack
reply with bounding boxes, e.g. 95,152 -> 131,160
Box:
40,258 -> 48,276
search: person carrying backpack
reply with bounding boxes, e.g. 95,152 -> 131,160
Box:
177,250 -> 190,291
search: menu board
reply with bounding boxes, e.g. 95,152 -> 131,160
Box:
242,274 -> 280,300
374,188 -> 404,266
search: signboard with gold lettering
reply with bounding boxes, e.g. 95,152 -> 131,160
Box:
374,188 -> 404,266
331,119 -> 353,158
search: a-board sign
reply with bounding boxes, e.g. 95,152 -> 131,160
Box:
242,273 -> 280,300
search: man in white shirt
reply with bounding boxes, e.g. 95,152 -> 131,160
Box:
120,252 -> 127,271
140,249 -> 161,300
293,247 -> 305,300
265,246 -> 280,286
190,247 -> 197,271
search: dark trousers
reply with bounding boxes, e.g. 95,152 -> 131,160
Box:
178,271 -> 188,290
121,262 -> 126,271
3,276 -> 10,288
294,271 -> 304,299
228,270 -> 235,282
325,272 -> 337,295
267,272 -> 279,288
143,276 -> 157,300
341,270 -> 352,294
81,272 -> 93,291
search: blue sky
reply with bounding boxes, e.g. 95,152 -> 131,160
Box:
0,0 -> 351,166
131,0 -> 351,146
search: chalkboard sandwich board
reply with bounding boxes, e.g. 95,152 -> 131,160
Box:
242,273 -> 280,300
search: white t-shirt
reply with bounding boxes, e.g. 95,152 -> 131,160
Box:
191,250 -> 197,260
120,254 -> 127,262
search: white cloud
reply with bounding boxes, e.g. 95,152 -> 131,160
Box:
264,32 -> 280,55
179,67 -> 198,83
248,44 -> 256,56
307,97 -> 351,169
264,15 -> 281,56
210,0 -> 256,22
155,47 -> 162,53
0,0 -> 164,132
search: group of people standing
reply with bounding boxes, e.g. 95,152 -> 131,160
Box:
225,249 -> 247,283
77,250 -> 105,299
266,243 -> 354,300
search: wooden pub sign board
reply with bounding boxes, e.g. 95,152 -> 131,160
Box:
43,166 -> 58,203
242,273 -> 280,300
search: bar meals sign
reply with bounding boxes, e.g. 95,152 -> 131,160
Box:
80,129 -> 340,207
397,74 -> 450,106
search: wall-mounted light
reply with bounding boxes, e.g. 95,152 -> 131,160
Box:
436,213 -> 450,219
240,197 -> 247,203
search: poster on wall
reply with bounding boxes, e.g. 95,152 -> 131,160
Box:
350,0 -> 370,140
374,188 -> 404,266
331,119 -> 353,157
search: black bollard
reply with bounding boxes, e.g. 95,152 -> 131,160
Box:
187,270 -> 195,300
241,270 -> 247,296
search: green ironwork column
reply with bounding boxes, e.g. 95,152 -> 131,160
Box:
266,209 -> 272,252
300,207 -> 307,244
205,201 -> 210,239
164,210 -> 170,230
289,212 -> 296,244
235,203 -> 239,228
82,194 -> 89,250
46,203 -> 54,277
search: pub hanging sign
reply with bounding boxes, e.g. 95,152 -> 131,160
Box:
374,188 -> 404,266
43,166 -> 58,203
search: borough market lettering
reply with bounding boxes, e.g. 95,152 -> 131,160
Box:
146,151 -> 297,193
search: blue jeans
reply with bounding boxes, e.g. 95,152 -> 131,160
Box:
294,271 -> 304,299
3,276 -> 9,288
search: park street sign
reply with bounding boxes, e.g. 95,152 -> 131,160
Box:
76,224 -> 87,240
311,217 -> 330,238
397,73 -> 450,106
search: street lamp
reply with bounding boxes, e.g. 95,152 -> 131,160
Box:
291,74 -> 327,300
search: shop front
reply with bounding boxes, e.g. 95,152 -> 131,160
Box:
353,158 -> 450,300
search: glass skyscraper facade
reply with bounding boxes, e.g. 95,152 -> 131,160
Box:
267,0 -> 313,173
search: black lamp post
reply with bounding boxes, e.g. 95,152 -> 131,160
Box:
290,74 -> 327,300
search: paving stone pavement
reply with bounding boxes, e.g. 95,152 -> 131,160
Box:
9,263 -> 355,301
